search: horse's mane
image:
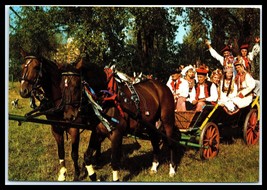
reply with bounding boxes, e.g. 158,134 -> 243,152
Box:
39,56 -> 62,83
76,57 -> 107,95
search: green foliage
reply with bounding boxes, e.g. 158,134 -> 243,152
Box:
8,6 -> 261,82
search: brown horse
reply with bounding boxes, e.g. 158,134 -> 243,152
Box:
60,58 -> 180,181
19,49 -> 80,181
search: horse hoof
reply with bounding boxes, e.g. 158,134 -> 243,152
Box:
89,173 -> 97,181
169,172 -> 175,177
169,164 -> 175,177
58,176 -> 66,181
58,167 -> 67,181
150,161 -> 159,175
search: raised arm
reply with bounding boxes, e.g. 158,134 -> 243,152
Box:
205,39 -> 224,66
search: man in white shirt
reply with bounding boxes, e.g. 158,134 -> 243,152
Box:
238,38 -> 260,96
205,40 -> 237,76
186,64 -> 218,111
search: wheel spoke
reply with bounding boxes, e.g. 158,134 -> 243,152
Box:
203,139 -> 209,146
210,128 -> 217,140
249,112 -> 257,126
207,148 -> 211,157
244,109 -> 259,145
206,127 -> 213,138
246,122 -> 259,144
210,127 -> 215,135
247,132 -> 253,143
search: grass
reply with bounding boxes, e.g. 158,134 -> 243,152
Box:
7,82 -> 260,184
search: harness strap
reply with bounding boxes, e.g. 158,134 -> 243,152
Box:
126,82 -> 140,112
103,68 -> 125,117
101,90 -> 125,118
109,68 -> 142,117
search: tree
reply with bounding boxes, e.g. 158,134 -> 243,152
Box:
8,6 -> 261,81
176,7 -> 260,75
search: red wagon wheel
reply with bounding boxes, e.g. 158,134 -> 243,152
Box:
243,108 -> 259,145
199,122 -> 220,160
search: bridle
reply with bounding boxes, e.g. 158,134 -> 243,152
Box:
20,56 -> 43,91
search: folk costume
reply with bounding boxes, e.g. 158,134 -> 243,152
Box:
218,65 -> 238,113
209,68 -> 223,95
182,65 -> 197,104
186,65 -> 218,111
239,43 -> 260,96
206,42 -> 237,76
208,45 -> 235,66
232,61 -> 256,109
166,68 -> 189,111
239,44 -> 252,72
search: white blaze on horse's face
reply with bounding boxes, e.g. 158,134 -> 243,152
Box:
64,78 -> 68,87
25,59 -> 31,66
20,59 -> 32,84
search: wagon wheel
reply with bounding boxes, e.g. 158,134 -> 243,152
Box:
243,108 -> 259,145
199,122 -> 220,160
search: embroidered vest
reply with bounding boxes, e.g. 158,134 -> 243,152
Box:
195,80 -> 212,100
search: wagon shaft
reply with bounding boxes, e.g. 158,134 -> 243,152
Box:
8,114 -> 88,129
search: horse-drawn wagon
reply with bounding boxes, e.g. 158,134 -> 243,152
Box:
175,95 -> 260,160
8,51 -> 260,181
9,83 -> 260,161
9,94 -> 260,162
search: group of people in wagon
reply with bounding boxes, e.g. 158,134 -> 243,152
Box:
166,37 -> 260,114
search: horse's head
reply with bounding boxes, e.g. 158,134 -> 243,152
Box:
60,64 -> 82,121
60,58 -> 107,122
19,49 -> 43,98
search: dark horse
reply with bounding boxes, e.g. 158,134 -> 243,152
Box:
60,58 -> 180,181
19,49 -> 80,181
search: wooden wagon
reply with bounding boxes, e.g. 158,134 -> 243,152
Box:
175,96 -> 260,160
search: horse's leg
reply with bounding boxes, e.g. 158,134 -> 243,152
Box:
51,126 -> 67,181
149,130 -> 161,174
68,127 -> 80,181
95,142 -> 101,165
83,129 -> 101,181
109,130 -> 123,181
161,116 -> 177,177
161,104 -> 180,177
